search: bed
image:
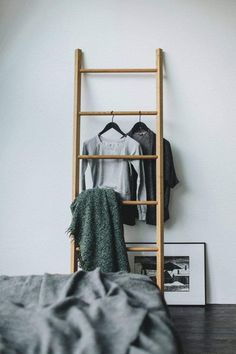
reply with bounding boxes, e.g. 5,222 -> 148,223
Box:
0,268 -> 182,354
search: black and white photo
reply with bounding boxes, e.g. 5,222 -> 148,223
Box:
128,243 -> 206,305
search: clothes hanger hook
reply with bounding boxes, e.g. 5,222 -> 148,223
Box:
139,111 -> 141,123
111,111 -> 114,122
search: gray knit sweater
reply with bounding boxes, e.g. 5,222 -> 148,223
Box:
68,188 -> 130,273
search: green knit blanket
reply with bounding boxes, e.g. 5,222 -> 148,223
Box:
68,188 -> 130,272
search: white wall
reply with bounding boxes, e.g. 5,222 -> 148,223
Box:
0,0 -> 236,304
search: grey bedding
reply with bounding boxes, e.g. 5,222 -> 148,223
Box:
0,268 -> 182,354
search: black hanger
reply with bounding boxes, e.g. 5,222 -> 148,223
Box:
98,111 -> 126,137
130,111 -> 149,133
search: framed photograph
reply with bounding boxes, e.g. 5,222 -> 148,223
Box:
127,242 -> 206,305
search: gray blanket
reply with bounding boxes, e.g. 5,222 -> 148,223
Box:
0,269 -> 182,354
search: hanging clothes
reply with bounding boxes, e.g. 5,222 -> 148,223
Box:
128,126 -> 179,224
67,188 -> 130,272
81,134 -> 147,221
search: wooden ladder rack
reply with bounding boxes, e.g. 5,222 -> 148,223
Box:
71,49 -> 164,292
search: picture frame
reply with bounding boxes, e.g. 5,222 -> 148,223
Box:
127,242 -> 206,305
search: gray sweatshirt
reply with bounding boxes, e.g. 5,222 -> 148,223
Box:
81,135 -> 147,220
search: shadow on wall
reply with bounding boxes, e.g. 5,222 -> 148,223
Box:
165,144 -> 184,230
162,51 -> 185,230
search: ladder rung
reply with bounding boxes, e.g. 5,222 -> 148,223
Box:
78,155 -> 158,160
79,111 -> 157,116
122,200 -> 158,205
75,246 -> 159,252
80,68 -> 157,73
127,247 -> 159,252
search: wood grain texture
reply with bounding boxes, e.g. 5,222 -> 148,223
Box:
126,247 -> 159,252
80,68 -> 157,73
169,305 -> 236,354
71,49 -> 82,273
78,155 -> 158,160
156,48 -> 164,292
79,110 -> 157,116
122,200 -> 158,205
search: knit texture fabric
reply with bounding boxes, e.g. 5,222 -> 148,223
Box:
68,188 -> 130,272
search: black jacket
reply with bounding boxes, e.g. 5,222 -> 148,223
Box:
127,127 -> 179,225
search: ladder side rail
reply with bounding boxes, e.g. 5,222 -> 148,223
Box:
71,49 -> 82,273
156,49 -> 164,292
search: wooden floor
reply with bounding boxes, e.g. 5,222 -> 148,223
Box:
169,305 -> 236,354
